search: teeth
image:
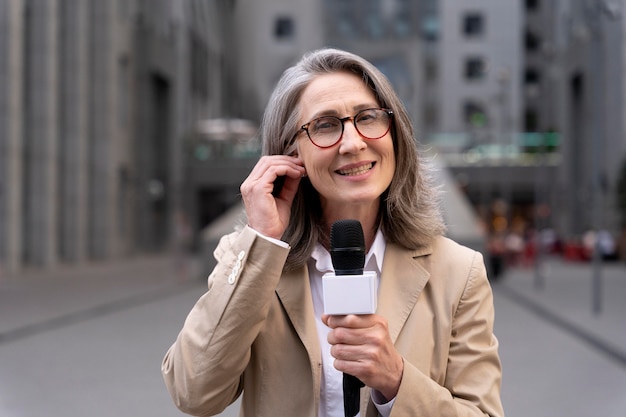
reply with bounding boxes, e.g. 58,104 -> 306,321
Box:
338,163 -> 373,176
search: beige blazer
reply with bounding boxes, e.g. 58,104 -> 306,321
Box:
162,226 -> 504,417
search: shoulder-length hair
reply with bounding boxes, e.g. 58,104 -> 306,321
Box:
260,48 -> 445,271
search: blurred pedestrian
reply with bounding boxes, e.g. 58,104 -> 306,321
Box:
617,228 -> 626,261
505,230 -> 524,267
487,231 -> 507,279
162,48 -> 504,417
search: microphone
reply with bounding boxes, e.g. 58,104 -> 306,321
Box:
323,220 -> 377,315
324,219 -> 377,417
330,219 -> 366,275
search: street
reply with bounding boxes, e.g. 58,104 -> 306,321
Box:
1,255 -> 625,416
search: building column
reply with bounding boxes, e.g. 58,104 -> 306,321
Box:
58,0 -> 89,262
22,0 -> 59,266
0,0 -> 25,274
87,1 -> 117,259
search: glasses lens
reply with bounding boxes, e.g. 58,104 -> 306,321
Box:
355,109 -> 391,139
305,109 -> 392,148
308,117 -> 343,147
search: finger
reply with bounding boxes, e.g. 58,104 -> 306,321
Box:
325,314 -> 374,330
241,156 -> 304,201
242,156 -> 303,192
327,315 -> 388,347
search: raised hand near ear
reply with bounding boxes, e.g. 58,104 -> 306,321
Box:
240,155 -> 306,240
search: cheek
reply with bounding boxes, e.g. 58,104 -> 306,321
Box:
379,141 -> 396,172
299,145 -> 331,178
389,152 -> 396,175
304,165 -> 331,189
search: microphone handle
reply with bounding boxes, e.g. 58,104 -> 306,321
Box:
343,372 -> 365,416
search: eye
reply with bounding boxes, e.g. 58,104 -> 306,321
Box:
311,117 -> 341,134
356,109 -> 378,124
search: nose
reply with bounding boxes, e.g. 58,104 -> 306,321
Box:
338,120 -> 367,153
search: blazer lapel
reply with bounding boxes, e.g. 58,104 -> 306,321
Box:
376,242 -> 431,343
365,242 -> 432,416
275,266 -> 322,378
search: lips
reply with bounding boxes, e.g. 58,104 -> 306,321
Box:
336,162 -> 375,176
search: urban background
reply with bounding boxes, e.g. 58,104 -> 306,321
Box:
2,0 -> 626,274
1,1 -> 626,417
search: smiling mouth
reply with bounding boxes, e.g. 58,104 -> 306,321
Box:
337,162 -> 375,176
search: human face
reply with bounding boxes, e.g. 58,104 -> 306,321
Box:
296,71 -> 396,220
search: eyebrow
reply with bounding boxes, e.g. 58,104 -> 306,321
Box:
307,103 -> 379,121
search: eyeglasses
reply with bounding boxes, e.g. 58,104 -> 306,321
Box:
295,108 -> 393,149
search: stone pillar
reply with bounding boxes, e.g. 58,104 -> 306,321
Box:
58,0 -> 89,262
0,0 -> 25,274
22,0 -> 59,266
87,1 -> 117,259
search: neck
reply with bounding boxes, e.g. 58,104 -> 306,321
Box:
322,212 -> 379,253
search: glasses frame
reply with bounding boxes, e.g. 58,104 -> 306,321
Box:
294,107 -> 394,149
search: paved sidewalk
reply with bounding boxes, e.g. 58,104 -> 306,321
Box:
492,257 -> 626,416
0,254 -> 199,342
493,257 -> 626,366
0,254 -> 206,417
1,253 -> 625,417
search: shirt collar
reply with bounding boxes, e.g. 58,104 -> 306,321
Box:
311,228 -> 386,274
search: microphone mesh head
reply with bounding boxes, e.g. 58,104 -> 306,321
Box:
330,219 -> 365,274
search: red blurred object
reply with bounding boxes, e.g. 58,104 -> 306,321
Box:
563,242 -> 591,262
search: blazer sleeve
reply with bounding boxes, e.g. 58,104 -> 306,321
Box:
387,251 -> 504,417
161,226 -> 290,416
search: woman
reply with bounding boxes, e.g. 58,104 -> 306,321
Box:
162,48 -> 504,417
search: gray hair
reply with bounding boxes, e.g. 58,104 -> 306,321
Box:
260,48 -> 445,271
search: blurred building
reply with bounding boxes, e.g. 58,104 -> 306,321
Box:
3,0 -> 625,276
0,0 -> 222,273
437,0 -> 523,139
422,0 -> 625,241
554,0 -> 624,237
200,0 -> 626,243
223,0 -> 524,236
502,0 -> 625,238
184,0 -> 431,243
229,0 -> 424,131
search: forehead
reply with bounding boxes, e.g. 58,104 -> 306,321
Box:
298,71 -> 378,119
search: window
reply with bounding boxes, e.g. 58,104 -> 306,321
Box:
525,68 -> 541,98
525,30 -> 541,52
524,108 -> 539,131
423,103 -> 438,129
421,14 -> 439,41
364,0 -> 384,39
189,31 -> 209,98
274,16 -> 295,40
463,13 -> 484,38
464,101 -> 488,128
525,68 -> 541,86
118,56 -> 130,128
395,0 -> 414,38
425,59 -> 438,82
464,57 -> 487,81
526,0 -> 540,12
337,16 -> 357,38
395,15 -> 411,38
328,0 -> 357,38
366,15 -> 384,39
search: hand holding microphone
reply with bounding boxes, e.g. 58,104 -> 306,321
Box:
323,220 -> 403,414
